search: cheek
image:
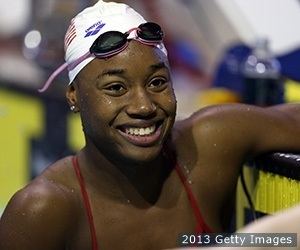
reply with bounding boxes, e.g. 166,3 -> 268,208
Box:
79,94 -> 117,128
98,95 -> 113,106
80,91 -> 117,113
158,89 -> 177,115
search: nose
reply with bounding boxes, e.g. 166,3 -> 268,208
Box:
126,88 -> 157,117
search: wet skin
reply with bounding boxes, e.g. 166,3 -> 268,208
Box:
69,40 -> 176,165
1,41 -> 300,250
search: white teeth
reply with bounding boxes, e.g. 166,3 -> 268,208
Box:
125,125 -> 156,136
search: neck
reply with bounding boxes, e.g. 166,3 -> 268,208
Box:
78,142 -> 174,206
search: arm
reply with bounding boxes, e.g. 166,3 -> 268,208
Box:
192,103 -> 300,160
0,178 -> 76,250
186,103 -> 300,230
256,103 -> 300,153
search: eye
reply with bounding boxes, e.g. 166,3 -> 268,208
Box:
103,83 -> 127,96
148,77 -> 168,92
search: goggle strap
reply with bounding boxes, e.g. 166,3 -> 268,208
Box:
136,37 -> 162,46
68,52 -> 91,71
125,27 -> 140,36
38,52 -> 92,93
38,62 -> 69,93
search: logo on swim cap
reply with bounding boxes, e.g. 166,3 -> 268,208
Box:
85,21 -> 106,37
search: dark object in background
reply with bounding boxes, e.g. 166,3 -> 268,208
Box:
255,152 -> 300,181
241,38 -> 283,106
213,42 -> 300,104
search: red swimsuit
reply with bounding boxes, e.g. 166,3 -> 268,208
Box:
72,156 -> 212,250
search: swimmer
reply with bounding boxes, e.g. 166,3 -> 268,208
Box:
0,1 -> 300,249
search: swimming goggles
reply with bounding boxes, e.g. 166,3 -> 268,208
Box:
38,22 -> 164,92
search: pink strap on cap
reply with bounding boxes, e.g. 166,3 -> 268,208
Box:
38,52 -> 91,92
38,63 -> 68,92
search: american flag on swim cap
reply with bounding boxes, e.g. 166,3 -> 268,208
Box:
64,18 -> 77,51
38,0 -> 167,92
64,0 -> 167,85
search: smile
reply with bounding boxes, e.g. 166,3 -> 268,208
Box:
117,122 -> 163,146
125,125 -> 156,136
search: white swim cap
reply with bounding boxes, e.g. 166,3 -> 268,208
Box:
66,0 -> 148,84
38,0 -> 167,92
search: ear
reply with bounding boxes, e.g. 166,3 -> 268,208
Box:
66,83 -> 79,112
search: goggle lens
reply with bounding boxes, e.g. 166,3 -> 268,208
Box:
90,31 -> 127,54
90,22 -> 163,56
137,22 -> 163,41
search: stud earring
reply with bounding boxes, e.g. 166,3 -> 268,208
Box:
70,105 -> 76,112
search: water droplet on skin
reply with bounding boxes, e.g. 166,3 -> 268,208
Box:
183,165 -> 190,174
102,96 -> 112,105
213,143 -> 217,147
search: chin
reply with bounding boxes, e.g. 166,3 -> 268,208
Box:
117,143 -> 164,165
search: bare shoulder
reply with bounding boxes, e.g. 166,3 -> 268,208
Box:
174,104 -> 256,154
186,102 -> 299,136
187,103 -> 266,129
0,156 -> 78,250
176,104 -> 251,133
175,103 -> 300,159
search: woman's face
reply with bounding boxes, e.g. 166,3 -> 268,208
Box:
68,41 -> 177,164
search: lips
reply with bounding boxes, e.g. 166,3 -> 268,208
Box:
117,122 -> 163,146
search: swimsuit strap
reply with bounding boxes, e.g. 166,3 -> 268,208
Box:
175,163 -> 212,233
71,154 -> 210,249
72,156 -> 99,250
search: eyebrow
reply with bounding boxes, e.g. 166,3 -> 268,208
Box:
99,62 -> 168,78
101,68 -> 125,77
150,62 -> 168,72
